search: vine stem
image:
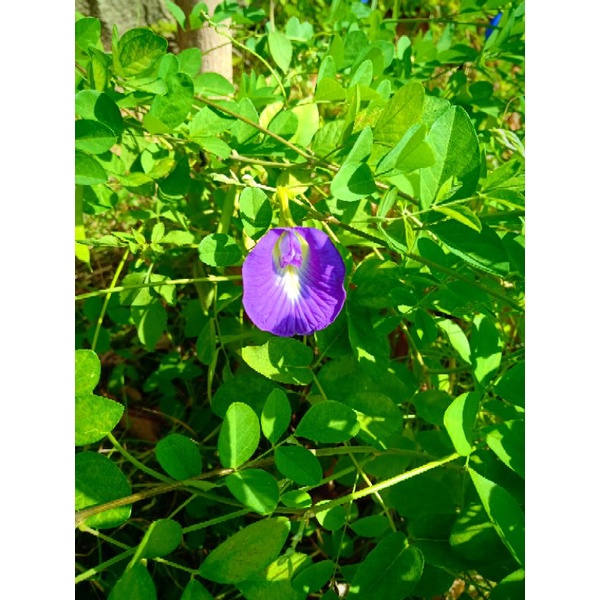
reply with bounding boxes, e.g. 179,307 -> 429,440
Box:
90,247 -> 130,351
75,275 -> 241,301
107,432 -> 172,483
306,452 -> 462,517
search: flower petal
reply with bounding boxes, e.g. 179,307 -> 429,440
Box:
242,227 -> 346,337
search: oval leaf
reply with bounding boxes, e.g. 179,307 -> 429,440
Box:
241,338 -> 313,386
218,402 -> 260,469
468,467 -> 525,567
75,349 -> 101,395
295,400 -> 360,443
347,533 -> 424,599
443,392 -> 480,456
239,187 -> 273,239
198,233 -> 242,267
199,517 -> 291,583
75,394 -> 124,446
75,452 -> 132,529
291,559 -> 336,594
275,445 -> 323,485
224,469 -> 280,514
115,28 -> 168,77
156,434 -> 203,480
261,389 -> 292,443
138,518 -> 183,559
108,563 -> 156,600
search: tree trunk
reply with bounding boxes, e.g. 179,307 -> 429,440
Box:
175,0 -> 233,83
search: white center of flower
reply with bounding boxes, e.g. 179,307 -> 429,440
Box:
280,265 -> 302,302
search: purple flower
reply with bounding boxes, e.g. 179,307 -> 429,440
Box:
242,227 -> 346,337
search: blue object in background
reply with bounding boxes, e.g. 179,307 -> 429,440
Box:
485,12 -> 503,40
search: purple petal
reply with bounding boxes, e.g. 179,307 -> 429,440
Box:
242,227 -> 346,337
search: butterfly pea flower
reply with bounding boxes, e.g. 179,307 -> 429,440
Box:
485,11 -> 503,40
242,227 -> 346,337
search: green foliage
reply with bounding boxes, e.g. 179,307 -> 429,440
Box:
75,1 -> 525,598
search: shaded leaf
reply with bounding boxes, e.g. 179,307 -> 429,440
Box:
295,400 -> 360,443
199,517 -> 290,583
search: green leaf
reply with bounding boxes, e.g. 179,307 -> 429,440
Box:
236,552 -> 311,600
198,233 -> 242,267
189,106 -> 233,137
165,0 -> 186,29
180,579 -> 215,600
436,318 -> 471,364
376,124 -> 434,176
224,469 -> 280,514
450,502 -> 508,562
275,445 -> 323,485
489,568 -> 525,600
137,518 -> 183,559
75,150 -> 108,186
75,17 -> 102,53
75,394 -> 124,446
350,60 -> 373,87
75,90 -> 124,136
443,392 -> 480,456
330,162 -> 377,201
75,349 -> 101,395
349,515 -> 390,538
347,533 -> 424,599
218,402 -> 260,469
485,420 -> 525,478
197,135 -> 231,159
211,373 -> 280,419
261,389 -> 291,443
239,187 -> 273,239
387,474 -> 457,518
131,295 -> 167,350
291,560 -> 335,594
494,361 -> 525,408
429,221 -> 511,276
199,517 -> 290,583
109,563 -> 156,600
285,16 -> 313,42
281,490 -> 312,509
144,73 -> 194,133
75,452 -> 132,529
420,105 -> 481,209
315,77 -> 347,102
196,319 -> 216,366
155,433 -> 203,480
433,204 -> 482,232
373,81 -> 425,145
468,468 -> 525,567
114,28 -> 168,77
413,390 -> 453,426
317,55 -> 336,84
295,400 -> 360,443
231,98 -> 260,144
315,503 -> 348,531
341,391 -> 403,450
240,338 -> 313,385
268,30 -> 293,72
470,314 -> 503,387
290,103 -> 320,147
195,72 -> 235,96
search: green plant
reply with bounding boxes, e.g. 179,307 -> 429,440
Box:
75,1 -> 524,598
